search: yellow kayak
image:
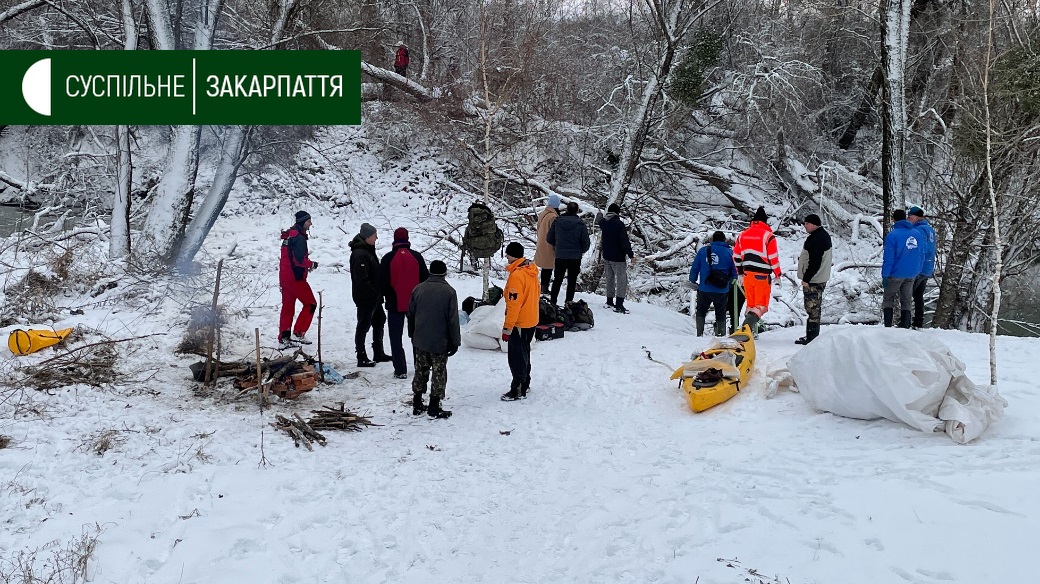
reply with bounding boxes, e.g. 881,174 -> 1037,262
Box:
669,324 -> 756,412
8,327 -> 73,356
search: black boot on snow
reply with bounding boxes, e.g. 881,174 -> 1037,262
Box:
372,345 -> 393,363
428,396 -> 452,419
357,351 -> 376,368
614,297 -> 630,314
412,393 -> 427,416
883,307 -> 894,328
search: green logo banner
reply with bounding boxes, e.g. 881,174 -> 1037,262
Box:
0,50 -> 361,125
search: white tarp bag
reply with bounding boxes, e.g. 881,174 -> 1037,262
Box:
461,302 -> 506,352
787,327 -> 1006,443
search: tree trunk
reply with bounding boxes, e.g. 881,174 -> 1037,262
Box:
879,0 -> 911,235
111,124 -> 133,258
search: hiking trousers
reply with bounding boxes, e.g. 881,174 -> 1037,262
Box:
387,311 -> 409,374
743,273 -> 772,317
912,275 -> 929,328
803,282 -> 826,325
412,348 -> 448,400
551,258 -> 581,304
603,260 -> 629,299
279,279 -> 316,336
507,326 -> 535,391
882,277 -> 914,312
355,302 -> 387,355
695,291 -> 728,335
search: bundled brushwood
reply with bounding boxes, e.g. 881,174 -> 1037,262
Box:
305,403 -> 380,432
271,413 -> 327,450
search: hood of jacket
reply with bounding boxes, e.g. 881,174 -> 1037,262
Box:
892,219 -> 915,231
506,257 -> 538,276
349,233 -> 374,252
555,214 -> 584,233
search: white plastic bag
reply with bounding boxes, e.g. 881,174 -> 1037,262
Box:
461,302 -> 506,352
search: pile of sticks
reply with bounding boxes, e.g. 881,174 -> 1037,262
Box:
271,403 -> 379,450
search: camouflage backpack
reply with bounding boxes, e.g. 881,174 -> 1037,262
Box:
463,202 -> 504,259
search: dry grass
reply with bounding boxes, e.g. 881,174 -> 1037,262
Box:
0,523 -> 103,584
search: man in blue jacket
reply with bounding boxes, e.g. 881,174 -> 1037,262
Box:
881,209 -> 925,328
907,206 -> 936,329
689,231 -> 738,336
595,203 -> 636,314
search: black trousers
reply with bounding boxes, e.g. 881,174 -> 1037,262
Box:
387,311 -> 408,374
540,268 -> 553,292
550,258 -> 581,304
507,327 -> 535,391
696,291 -> 729,334
912,275 -> 928,329
355,302 -> 387,354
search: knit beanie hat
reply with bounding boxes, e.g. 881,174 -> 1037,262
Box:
393,227 -> 409,243
753,206 -> 768,223
295,211 -> 311,224
908,206 -> 925,218
803,213 -> 822,226
607,203 -> 621,214
505,242 -> 525,258
548,194 -> 561,208
429,260 -> 447,275
359,223 -> 377,239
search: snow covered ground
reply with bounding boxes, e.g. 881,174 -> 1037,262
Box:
3,247 -> 1038,582
2,129 -> 1038,583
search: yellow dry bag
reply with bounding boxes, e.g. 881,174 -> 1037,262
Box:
7,328 -> 73,356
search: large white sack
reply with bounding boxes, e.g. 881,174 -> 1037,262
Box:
461,302 -> 506,352
787,327 -> 1005,442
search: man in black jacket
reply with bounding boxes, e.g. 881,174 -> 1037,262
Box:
795,214 -> 832,344
408,260 -> 461,419
547,201 -> 591,306
595,203 -> 636,313
350,223 -> 392,367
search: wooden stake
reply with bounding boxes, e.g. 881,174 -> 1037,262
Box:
203,259 -> 224,385
317,290 -> 325,383
254,327 -> 265,408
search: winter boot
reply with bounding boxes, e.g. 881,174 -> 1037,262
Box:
695,316 -> 706,337
372,344 -> 393,363
795,323 -> 820,345
614,297 -> 630,314
520,385 -> 529,399
278,331 -> 295,350
412,393 -> 427,416
713,319 -> 726,337
898,310 -> 912,329
501,382 -> 521,401
742,312 -> 761,338
428,396 -> 452,419
605,297 -> 615,309
357,350 -> 376,368
883,307 -> 894,328
292,332 -> 312,345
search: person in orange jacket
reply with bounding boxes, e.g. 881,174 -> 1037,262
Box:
733,206 -> 781,335
501,241 -> 539,401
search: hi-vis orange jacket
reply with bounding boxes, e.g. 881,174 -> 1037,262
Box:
503,257 -> 540,331
733,221 -> 781,278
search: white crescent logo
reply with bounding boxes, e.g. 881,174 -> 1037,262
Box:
21,58 -> 52,116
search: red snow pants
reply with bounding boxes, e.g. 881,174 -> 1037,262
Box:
279,279 -> 316,335
743,273 -> 772,317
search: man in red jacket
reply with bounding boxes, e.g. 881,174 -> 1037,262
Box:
278,211 -> 317,348
394,41 -> 410,77
733,206 -> 781,336
379,227 -> 429,379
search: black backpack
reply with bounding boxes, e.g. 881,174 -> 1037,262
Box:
568,299 -> 594,328
539,297 -> 561,325
463,202 -> 504,259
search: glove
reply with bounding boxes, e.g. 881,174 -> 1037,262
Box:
501,328 -> 511,342
447,344 -> 458,357
309,261 -> 319,271
773,276 -> 781,287
737,275 -> 744,286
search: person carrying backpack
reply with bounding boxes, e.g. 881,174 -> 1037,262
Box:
278,211 -> 318,348
393,41 -> 410,77
688,231 -> 737,336
350,223 -> 393,367
408,260 -> 461,419
501,242 -> 539,401
535,194 -> 561,295
733,206 -> 781,334
379,227 -> 429,379
547,201 -> 591,306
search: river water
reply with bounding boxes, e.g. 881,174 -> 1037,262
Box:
0,204 -> 31,237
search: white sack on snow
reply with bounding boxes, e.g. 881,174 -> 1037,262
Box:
462,302 -> 506,352
787,327 -> 1006,443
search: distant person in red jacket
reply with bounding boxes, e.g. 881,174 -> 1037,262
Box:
278,211 -> 317,348
394,41 -> 410,77
379,227 -> 429,379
